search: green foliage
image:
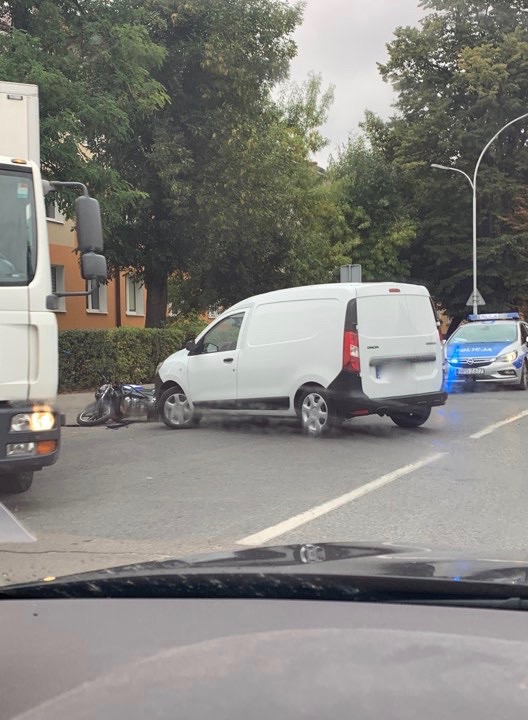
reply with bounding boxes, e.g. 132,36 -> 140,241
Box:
283,174 -> 356,285
372,0 -> 528,315
58,319 -> 206,391
2,0 -> 348,320
328,138 -> 415,281
0,0 -> 168,218
277,72 -> 335,153
159,71 -> 344,308
105,0 -> 305,325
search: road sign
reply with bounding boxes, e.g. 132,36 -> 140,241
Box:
340,264 -> 362,283
466,289 -> 485,306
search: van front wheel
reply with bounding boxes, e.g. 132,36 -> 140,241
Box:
159,387 -> 200,429
389,408 -> 431,429
299,388 -> 335,437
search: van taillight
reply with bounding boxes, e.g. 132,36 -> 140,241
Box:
343,331 -> 360,373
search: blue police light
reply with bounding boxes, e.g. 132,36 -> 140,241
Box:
468,312 -> 520,322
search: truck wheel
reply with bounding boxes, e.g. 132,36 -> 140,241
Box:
0,471 -> 34,494
159,387 -> 200,429
298,387 -> 335,437
390,408 -> 431,429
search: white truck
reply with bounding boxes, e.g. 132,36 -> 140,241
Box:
0,81 -> 107,493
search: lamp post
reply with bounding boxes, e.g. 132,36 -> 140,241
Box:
432,112 -> 528,316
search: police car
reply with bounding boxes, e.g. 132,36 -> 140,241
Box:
444,313 -> 528,390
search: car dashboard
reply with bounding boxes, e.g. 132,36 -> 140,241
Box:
2,597 -> 528,719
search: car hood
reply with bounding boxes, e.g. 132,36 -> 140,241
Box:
30,542 -> 528,586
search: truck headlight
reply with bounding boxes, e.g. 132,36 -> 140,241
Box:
497,350 -> 518,363
11,411 -> 55,432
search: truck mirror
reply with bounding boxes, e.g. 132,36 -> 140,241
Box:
81,252 -> 107,282
75,195 -> 104,253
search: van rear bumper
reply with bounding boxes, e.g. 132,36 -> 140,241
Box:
327,371 -> 447,418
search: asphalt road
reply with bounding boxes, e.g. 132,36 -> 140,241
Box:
0,384 -> 527,584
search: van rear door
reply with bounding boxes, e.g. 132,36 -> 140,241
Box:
356,285 -> 442,400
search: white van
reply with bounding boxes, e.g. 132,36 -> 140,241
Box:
155,282 -> 446,436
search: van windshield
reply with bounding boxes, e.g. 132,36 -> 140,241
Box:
0,168 -> 37,286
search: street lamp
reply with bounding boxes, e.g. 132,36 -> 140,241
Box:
432,112 -> 528,315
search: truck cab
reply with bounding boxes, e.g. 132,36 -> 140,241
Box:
0,81 -> 106,493
0,157 -> 60,492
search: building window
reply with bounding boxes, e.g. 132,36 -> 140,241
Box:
45,201 -> 65,223
50,265 -> 66,312
126,275 -> 144,316
86,279 -> 107,313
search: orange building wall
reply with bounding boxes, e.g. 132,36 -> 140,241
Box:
47,218 -> 147,331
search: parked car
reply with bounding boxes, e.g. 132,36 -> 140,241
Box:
156,282 -> 446,436
444,313 -> 528,390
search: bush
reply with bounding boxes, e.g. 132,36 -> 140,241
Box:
59,318 -> 207,392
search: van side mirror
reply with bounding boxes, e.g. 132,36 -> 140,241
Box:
185,339 -> 195,352
75,195 -> 104,253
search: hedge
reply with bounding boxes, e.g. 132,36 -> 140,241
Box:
59,317 -> 207,392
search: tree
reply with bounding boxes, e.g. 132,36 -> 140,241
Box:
328,137 -> 415,281
372,0 -> 528,316
0,0 -> 168,221
106,0 -> 306,325
181,72 -> 351,306
165,73 -> 351,313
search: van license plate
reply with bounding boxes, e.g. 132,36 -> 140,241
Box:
457,368 -> 485,376
376,362 -> 407,379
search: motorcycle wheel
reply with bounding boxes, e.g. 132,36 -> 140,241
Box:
76,402 -> 112,427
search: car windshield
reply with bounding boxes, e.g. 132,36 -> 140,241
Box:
1,0 -> 528,603
448,323 -> 518,344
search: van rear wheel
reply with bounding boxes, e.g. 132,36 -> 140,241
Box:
390,408 -> 431,429
298,388 -> 336,437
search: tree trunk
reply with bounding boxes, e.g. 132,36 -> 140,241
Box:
145,270 -> 168,328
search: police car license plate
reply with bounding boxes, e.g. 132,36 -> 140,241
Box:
457,368 -> 485,375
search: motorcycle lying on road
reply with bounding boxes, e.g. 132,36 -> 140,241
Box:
76,376 -> 157,427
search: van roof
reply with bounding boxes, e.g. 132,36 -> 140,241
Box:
228,282 -> 429,311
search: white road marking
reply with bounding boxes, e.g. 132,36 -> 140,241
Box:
236,452 -> 446,547
469,409 -> 528,440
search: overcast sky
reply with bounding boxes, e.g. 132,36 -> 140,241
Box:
287,0 -> 424,164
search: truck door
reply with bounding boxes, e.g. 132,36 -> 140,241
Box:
0,165 -> 36,402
